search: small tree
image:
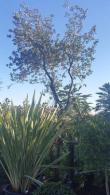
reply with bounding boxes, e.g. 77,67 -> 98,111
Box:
96,83 -> 110,113
7,3 -> 97,112
77,115 -> 110,195
59,94 -> 91,188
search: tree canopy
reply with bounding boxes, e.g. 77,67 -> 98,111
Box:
7,4 -> 97,111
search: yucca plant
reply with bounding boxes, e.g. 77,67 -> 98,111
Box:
0,94 -> 63,194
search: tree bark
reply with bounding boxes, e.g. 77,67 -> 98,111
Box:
105,169 -> 110,195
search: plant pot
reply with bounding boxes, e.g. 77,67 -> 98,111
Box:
3,185 -> 33,195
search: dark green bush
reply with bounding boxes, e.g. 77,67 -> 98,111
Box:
33,182 -> 75,195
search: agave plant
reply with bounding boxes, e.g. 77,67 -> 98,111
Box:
0,94 -> 63,193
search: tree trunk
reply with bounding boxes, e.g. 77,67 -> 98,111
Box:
53,138 -> 62,181
105,169 -> 110,195
68,141 -> 75,189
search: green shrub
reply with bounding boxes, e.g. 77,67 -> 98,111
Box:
33,182 -> 75,195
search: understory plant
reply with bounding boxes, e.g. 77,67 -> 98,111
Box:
33,182 -> 75,195
0,94 -> 63,193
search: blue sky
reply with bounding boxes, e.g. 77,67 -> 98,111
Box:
0,0 -> 110,105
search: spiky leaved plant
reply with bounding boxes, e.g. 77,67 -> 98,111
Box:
0,94 -> 63,193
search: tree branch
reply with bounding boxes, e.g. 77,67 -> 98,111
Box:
64,58 -> 74,111
34,41 -> 62,109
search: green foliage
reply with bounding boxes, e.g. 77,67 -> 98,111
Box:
96,82 -> 110,113
0,94 -> 63,193
33,182 -> 75,195
77,115 -> 110,171
0,98 -> 11,122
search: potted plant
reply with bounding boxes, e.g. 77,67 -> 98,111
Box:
0,94 -> 63,195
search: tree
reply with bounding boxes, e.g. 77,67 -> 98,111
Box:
96,83 -> 110,113
77,115 -> 110,195
57,94 -> 92,188
7,3 -> 97,112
